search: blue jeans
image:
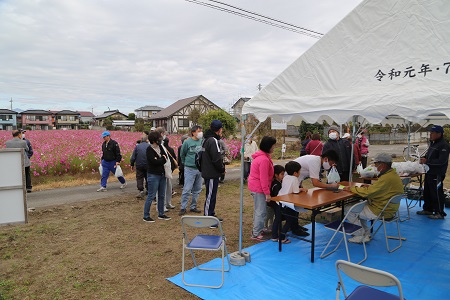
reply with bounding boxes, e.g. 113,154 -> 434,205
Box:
101,160 -> 125,188
144,173 -> 166,218
252,192 -> 267,237
181,167 -> 202,210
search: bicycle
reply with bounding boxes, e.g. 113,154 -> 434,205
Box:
402,144 -> 427,162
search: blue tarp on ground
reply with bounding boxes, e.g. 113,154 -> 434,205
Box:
168,202 -> 450,299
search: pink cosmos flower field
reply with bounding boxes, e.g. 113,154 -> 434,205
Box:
0,130 -> 242,178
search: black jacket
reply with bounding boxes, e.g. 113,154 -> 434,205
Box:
201,130 -> 225,179
322,138 -> 353,176
146,144 -> 167,176
425,137 -> 450,176
101,139 -> 122,162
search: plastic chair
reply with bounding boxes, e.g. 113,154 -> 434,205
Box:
320,201 -> 368,264
181,216 -> 230,288
335,259 -> 404,300
369,194 -> 405,253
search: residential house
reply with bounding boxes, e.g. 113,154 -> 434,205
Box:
21,110 -> 53,130
134,105 -> 164,121
94,110 -> 128,127
231,97 -> 250,119
149,95 -> 221,133
77,111 -> 96,124
54,110 -> 81,130
0,109 -> 18,130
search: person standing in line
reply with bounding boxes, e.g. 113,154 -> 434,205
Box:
162,136 -> 177,210
357,130 -> 370,168
243,135 -> 258,181
5,130 -> 31,192
418,125 -> 450,219
97,131 -> 126,192
322,125 -> 353,182
130,135 -> 150,198
20,129 -> 33,192
343,133 -> 361,166
218,137 -> 228,183
179,125 -> 203,215
201,120 -> 226,225
177,134 -> 189,186
248,136 -> 277,241
305,133 -> 323,156
143,132 -> 171,222
300,131 -> 312,156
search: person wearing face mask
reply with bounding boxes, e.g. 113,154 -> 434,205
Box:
293,149 -> 340,189
179,125 -> 204,215
343,153 -> 404,243
322,125 -> 353,182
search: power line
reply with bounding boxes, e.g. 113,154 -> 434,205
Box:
184,0 -> 323,39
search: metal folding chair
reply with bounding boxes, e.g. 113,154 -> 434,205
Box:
369,194 -> 405,253
400,177 -> 412,222
320,201 -> 368,264
181,216 -> 230,288
335,259 -> 404,300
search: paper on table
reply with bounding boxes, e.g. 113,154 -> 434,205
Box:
280,201 -> 307,213
339,185 -> 345,190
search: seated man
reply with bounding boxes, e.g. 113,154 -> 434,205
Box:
343,153 -> 404,244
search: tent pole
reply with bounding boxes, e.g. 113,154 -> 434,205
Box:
348,116 -> 357,182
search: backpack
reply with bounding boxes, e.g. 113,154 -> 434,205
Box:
194,138 -> 207,172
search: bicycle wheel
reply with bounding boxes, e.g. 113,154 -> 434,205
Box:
403,146 -> 419,162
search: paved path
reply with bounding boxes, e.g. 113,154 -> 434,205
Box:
27,143 -> 425,209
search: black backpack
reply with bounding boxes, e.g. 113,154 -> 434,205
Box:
194,138 -> 208,172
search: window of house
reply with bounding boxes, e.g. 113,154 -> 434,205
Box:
142,111 -> 149,117
69,116 -> 76,121
0,115 -> 12,121
178,118 -> 189,127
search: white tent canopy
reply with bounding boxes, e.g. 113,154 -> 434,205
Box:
242,0 -> 450,125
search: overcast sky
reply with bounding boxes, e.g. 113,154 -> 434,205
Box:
0,0 -> 363,115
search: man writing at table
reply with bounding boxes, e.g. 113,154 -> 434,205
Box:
343,153 -> 404,243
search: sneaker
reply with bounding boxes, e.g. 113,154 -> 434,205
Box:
190,208 -> 202,213
136,191 -> 145,199
158,215 -> 171,221
167,204 -> 176,209
97,187 -> 107,192
179,209 -> 186,216
429,213 -> 445,219
120,182 -> 127,189
251,234 -> 268,242
26,189 -> 32,193
143,217 -> 155,223
348,235 -> 371,244
417,210 -> 433,215
291,228 -> 310,237
164,207 -> 169,212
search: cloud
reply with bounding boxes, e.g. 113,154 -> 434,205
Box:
0,0 -> 363,114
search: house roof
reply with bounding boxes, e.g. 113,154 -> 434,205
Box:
0,109 -> 18,114
231,97 -> 250,109
135,105 -> 164,112
21,109 -> 52,115
55,110 -> 80,115
149,95 -> 206,119
77,111 -> 95,117
94,110 -> 128,119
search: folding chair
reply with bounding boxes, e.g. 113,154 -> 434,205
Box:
320,201 -> 368,265
335,259 -> 404,300
369,194 -> 405,253
400,177 -> 411,222
181,216 -> 230,288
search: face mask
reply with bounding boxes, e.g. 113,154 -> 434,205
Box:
357,134 -> 362,138
322,160 -> 331,170
329,132 -> 338,140
196,132 -> 203,139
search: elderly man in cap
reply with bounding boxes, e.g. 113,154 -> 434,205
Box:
5,130 -> 32,192
201,120 -> 226,223
322,125 -> 353,181
343,153 -> 404,243
97,131 -> 126,192
418,125 -> 450,219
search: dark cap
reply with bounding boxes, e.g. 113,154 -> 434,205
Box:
328,125 -> 339,133
430,125 -> 444,134
12,130 -> 22,137
210,120 -> 223,132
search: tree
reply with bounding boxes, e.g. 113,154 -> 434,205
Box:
198,109 -> 237,137
103,117 -> 113,130
128,113 -> 136,120
188,108 -> 201,125
134,118 -> 145,132
298,121 -> 325,140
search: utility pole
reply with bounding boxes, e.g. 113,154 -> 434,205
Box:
10,97 -> 12,110
257,83 -> 263,91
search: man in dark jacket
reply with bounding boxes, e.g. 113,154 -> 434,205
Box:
322,125 -> 353,182
98,131 -> 126,192
20,129 -> 33,192
130,136 -> 150,198
201,120 -> 226,221
418,125 -> 450,219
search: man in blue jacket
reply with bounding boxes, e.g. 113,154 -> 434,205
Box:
201,120 -> 226,223
130,136 -> 150,198
418,125 -> 450,219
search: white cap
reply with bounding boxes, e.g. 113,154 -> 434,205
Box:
150,127 -> 156,131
